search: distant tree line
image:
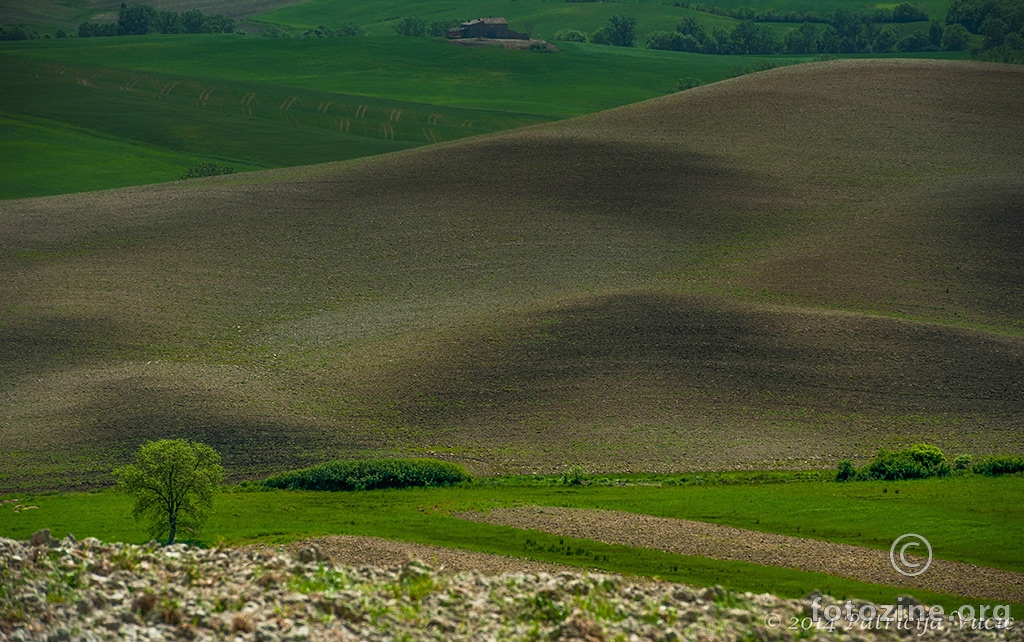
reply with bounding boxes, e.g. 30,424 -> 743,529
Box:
645,13 -> 967,54
301,23 -> 364,37
256,22 -> 364,38
78,3 -> 234,38
553,15 -> 637,46
0,23 -> 42,40
393,16 -> 462,37
673,2 -> 929,25
553,8 -> 980,54
557,0 -> 1024,59
0,23 -> 82,39
946,0 -> 1024,61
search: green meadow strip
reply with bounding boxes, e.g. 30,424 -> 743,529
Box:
1,474 -> 1020,612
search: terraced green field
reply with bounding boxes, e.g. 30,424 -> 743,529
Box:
1,35 -> 829,198
3,35 -> 803,117
1,474 -> 1021,610
0,112 -> 223,200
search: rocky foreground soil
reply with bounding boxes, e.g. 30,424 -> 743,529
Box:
1,534 -> 1019,642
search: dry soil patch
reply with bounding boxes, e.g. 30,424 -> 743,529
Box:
457,506 -> 1024,603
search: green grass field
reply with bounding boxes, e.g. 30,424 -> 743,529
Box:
2,35 -> 807,117
1,34 -> 835,199
0,111 -> 233,200
1,30 -> 970,200
1,474 -> 1020,610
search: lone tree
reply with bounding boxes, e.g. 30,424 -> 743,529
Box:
113,439 -> 223,545
607,14 -> 637,47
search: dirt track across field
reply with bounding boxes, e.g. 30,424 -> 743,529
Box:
456,506 -> 1024,603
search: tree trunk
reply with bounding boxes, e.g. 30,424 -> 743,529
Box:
168,512 -> 176,545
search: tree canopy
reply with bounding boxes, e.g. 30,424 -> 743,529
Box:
113,439 -> 223,545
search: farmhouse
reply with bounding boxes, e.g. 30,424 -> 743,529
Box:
447,17 -> 528,40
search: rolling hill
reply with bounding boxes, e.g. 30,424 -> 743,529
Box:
0,58 -> 1021,492
1,35 -> 831,199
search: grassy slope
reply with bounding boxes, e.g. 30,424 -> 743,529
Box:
0,59 -> 1022,492
1,475 -> 1021,609
1,35 -> 824,198
1,36 -> 811,117
0,111 -> 238,200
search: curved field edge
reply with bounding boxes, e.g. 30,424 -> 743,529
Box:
0,36 -> 969,199
1,474 -> 1022,612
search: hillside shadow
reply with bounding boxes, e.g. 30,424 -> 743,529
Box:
376,292 -> 1024,430
944,178 -> 1024,325
0,314 -> 127,379
1,379 -> 367,492
345,137 -> 789,227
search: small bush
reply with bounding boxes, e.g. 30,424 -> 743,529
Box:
953,454 -> 972,472
337,21 -> 364,37
858,443 -> 951,481
834,443 -> 951,481
972,455 -> 1024,477
260,24 -> 290,38
561,464 -> 588,486
264,458 -> 471,491
725,60 -> 776,78
552,28 -> 587,42
427,18 -> 459,37
835,459 -> 857,482
589,26 -> 612,45
302,23 -> 362,37
646,30 -> 684,50
673,77 -> 703,92
180,162 -> 235,180
394,16 -> 425,37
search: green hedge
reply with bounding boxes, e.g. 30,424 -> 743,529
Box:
860,443 -> 951,481
836,443 -> 951,481
838,445 -> 1024,481
972,455 -> 1024,477
264,458 -> 471,491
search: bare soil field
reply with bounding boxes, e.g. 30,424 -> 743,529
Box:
1,59 -> 1022,490
458,506 -> 1024,603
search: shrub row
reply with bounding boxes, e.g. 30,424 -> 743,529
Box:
180,162 -> 235,180
264,458 -> 471,491
837,444 -> 1024,481
972,455 -> 1024,477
